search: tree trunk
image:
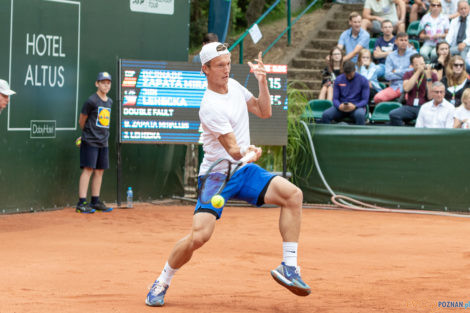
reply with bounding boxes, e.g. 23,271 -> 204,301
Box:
246,0 -> 266,25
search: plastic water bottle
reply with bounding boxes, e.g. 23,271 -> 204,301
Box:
127,187 -> 133,208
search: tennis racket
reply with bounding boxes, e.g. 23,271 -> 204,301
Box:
198,151 -> 256,204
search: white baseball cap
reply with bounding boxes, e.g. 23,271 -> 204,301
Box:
199,42 -> 230,65
0,79 -> 15,96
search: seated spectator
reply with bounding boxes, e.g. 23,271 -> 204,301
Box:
418,0 -> 450,62
192,33 -> 218,63
374,32 -> 417,104
429,41 -> 451,80
338,12 -> 370,63
319,47 -> 343,101
410,0 -> 430,23
373,20 -> 397,78
446,0 -> 470,67
442,55 -> 470,106
361,0 -> 406,35
415,81 -> 455,128
389,54 -> 438,125
453,88 -> 470,127
321,61 -> 370,125
441,0 -> 459,20
357,49 -> 383,104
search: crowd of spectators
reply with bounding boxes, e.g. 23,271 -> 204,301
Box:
317,0 -> 470,128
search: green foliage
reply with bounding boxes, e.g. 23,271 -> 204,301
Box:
189,0 -> 210,53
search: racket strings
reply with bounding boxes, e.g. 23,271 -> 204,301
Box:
200,160 -> 231,203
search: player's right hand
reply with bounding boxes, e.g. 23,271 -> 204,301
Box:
245,145 -> 262,163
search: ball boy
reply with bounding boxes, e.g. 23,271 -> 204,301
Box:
76,72 -> 113,213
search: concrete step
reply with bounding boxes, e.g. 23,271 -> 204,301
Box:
306,39 -> 338,50
288,68 -> 322,80
291,58 -> 326,69
301,48 -> 329,59
318,29 -> 344,39
334,11 -> 353,20
289,79 -> 323,90
340,3 -> 364,10
327,20 -> 349,30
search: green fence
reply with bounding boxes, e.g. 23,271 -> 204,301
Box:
0,0 -> 190,213
295,124 -> 470,212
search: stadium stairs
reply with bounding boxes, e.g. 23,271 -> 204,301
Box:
285,3 -> 363,100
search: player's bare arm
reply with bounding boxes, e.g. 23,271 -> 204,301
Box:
79,113 -> 88,130
247,52 -> 271,119
217,132 -> 262,162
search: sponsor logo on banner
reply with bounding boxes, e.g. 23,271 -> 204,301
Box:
130,0 -> 174,15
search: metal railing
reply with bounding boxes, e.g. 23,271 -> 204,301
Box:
228,0 -> 320,64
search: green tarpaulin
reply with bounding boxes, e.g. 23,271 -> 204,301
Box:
295,124 -> 470,212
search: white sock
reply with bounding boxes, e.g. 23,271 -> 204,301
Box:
157,261 -> 178,286
283,242 -> 298,267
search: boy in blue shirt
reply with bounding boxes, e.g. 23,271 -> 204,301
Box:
373,20 -> 397,78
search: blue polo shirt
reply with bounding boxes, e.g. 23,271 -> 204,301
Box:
338,28 -> 370,63
332,72 -> 370,109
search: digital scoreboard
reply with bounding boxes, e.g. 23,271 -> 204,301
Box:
119,59 -> 288,145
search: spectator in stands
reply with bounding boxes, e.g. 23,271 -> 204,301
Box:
419,0 -> 450,62
319,47 -> 344,101
442,55 -> 470,106
361,0 -> 406,35
429,41 -> 451,80
410,0 -> 430,23
415,81 -> 455,128
321,61 -> 370,125
357,49 -> 382,104
453,87 -> 470,127
192,33 -> 218,63
441,0 -> 460,20
374,32 -> 417,104
373,20 -> 397,78
338,12 -> 370,63
389,54 -> 437,125
0,79 -> 15,115
446,0 -> 470,67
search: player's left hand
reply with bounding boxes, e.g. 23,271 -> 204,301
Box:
248,52 -> 267,82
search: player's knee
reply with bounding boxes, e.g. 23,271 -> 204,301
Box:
284,186 -> 303,210
190,231 -> 211,250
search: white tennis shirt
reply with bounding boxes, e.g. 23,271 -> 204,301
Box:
198,78 -> 254,175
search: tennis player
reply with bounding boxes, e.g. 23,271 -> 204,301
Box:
146,42 -> 311,307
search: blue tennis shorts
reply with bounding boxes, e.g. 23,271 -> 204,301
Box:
194,163 -> 276,219
80,141 -> 109,170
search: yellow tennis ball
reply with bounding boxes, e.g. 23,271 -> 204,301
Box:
211,195 -> 225,208
75,138 -> 81,147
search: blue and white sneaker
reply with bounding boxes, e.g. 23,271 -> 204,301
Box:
270,262 -> 311,296
146,280 -> 169,307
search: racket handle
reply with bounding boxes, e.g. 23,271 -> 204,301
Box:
240,151 -> 256,163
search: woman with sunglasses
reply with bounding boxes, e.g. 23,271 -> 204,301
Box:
419,0 -> 450,63
442,55 -> 470,106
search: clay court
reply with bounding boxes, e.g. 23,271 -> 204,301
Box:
0,203 -> 469,313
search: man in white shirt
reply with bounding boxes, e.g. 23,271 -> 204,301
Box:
446,0 -> 470,67
145,43 -> 311,307
416,81 -> 455,128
